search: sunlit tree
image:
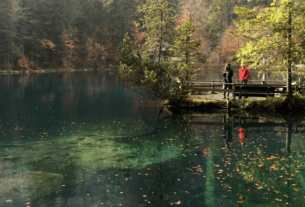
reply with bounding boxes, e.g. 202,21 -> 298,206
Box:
229,0 -> 305,98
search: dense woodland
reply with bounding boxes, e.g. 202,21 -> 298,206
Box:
0,0 -> 273,70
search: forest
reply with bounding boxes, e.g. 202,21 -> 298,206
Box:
0,0 -> 274,70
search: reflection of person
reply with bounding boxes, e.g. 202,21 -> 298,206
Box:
239,128 -> 249,147
223,116 -> 233,150
222,63 -> 233,99
239,65 -> 250,84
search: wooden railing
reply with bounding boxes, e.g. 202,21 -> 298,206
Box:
185,81 -> 304,99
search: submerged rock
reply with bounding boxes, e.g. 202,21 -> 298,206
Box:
0,171 -> 63,200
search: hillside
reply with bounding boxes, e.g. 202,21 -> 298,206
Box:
0,0 -> 273,70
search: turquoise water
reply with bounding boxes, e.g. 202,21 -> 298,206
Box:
0,72 -> 305,207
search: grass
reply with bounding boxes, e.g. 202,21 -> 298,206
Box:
166,92 -> 305,117
189,91 -> 219,95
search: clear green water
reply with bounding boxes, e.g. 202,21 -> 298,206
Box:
0,72 -> 305,207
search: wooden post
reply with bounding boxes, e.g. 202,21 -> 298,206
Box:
233,84 -> 236,100
239,86 -> 242,99
227,99 -> 231,110
212,81 -> 214,93
267,87 -> 270,97
223,82 -> 226,98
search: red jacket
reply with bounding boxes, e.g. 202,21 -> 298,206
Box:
239,128 -> 245,140
239,66 -> 250,81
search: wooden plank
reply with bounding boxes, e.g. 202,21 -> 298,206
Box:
189,88 -> 234,92
187,88 -> 287,94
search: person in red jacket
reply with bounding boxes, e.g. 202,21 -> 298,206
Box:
239,128 -> 249,147
239,66 -> 250,84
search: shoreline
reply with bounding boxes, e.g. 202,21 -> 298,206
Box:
0,68 -> 115,75
164,93 -> 305,118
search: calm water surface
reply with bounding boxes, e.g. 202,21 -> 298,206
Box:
0,71 -> 305,207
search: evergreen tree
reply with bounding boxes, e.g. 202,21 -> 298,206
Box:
116,1 -> 202,106
117,33 -> 134,66
204,0 -> 230,65
0,0 -> 14,69
171,20 -> 202,81
136,0 -> 179,62
171,20 -> 202,65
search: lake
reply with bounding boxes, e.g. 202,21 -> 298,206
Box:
0,71 -> 304,207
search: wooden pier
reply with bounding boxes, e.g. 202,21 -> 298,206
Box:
185,80 -> 305,99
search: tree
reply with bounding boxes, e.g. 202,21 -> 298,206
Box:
136,0 -> 179,62
204,0 -> 230,65
0,0 -> 14,69
229,0 -> 305,98
171,20 -> 202,82
116,1 -> 202,107
117,33 -> 134,66
171,20 -> 202,65
117,33 -> 194,107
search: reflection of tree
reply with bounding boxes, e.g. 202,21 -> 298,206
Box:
234,121 -> 305,206
120,115 -> 200,206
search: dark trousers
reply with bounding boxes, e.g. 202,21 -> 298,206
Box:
242,80 -> 248,98
223,81 -> 232,98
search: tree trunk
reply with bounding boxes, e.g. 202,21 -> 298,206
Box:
219,36 -> 223,66
286,121 -> 293,204
158,11 -> 163,63
287,1 -> 292,98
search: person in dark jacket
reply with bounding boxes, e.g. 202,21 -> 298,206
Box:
222,63 -> 233,99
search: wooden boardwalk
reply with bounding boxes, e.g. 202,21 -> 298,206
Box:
186,80 -> 305,99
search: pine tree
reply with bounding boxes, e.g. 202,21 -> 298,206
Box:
117,1 -> 198,106
0,0 -> 14,69
171,20 -> 202,65
136,0 -> 179,62
117,33 -> 134,66
204,0 -> 230,65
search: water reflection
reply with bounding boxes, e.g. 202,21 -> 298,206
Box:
0,72 -> 305,206
223,115 -> 233,150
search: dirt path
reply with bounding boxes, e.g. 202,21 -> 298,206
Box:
190,93 -> 265,100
